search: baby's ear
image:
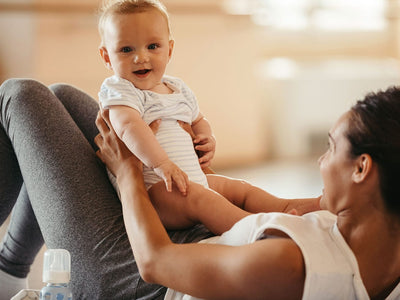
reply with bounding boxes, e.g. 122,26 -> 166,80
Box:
168,40 -> 174,61
99,47 -> 113,70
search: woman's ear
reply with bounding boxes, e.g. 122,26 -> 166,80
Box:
99,47 -> 113,70
352,154 -> 372,183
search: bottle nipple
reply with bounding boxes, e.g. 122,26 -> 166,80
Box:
42,249 -> 71,284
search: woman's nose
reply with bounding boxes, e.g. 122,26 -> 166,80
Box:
318,153 -> 325,165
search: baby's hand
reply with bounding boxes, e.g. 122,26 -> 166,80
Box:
153,160 -> 189,196
194,134 -> 216,169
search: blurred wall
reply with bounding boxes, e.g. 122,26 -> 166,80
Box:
1,0 -> 400,168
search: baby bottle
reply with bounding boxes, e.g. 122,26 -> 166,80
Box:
40,249 -> 73,300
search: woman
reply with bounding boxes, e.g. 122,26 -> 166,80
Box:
0,78 -> 399,299
0,78 -> 316,299
95,87 -> 400,299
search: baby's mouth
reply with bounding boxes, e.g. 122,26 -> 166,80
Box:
134,69 -> 151,75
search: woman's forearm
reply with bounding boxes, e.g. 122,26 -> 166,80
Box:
116,161 -> 171,280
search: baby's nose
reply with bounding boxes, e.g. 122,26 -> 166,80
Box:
133,52 -> 148,64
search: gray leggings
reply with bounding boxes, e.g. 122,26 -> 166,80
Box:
0,79 -> 212,299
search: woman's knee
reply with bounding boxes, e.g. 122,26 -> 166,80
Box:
49,83 -> 79,107
49,83 -> 96,106
0,78 -> 47,99
0,78 -> 50,121
48,83 -> 98,121
49,83 -> 77,100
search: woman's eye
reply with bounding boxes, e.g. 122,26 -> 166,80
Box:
148,44 -> 159,50
121,47 -> 132,53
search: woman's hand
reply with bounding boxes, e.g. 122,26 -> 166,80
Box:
177,121 -> 215,174
94,108 -> 141,178
193,133 -> 216,169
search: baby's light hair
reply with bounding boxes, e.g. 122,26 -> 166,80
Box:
98,0 -> 172,47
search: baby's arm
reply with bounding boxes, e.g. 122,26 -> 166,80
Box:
191,113 -> 216,169
108,105 -> 189,194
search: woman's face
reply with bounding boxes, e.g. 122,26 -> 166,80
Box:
318,112 -> 356,213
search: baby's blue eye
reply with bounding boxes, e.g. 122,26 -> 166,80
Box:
148,44 -> 158,50
121,47 -> 132,53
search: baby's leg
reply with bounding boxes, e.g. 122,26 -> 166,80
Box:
148,181 -> 250,235
207,174 -> 320,215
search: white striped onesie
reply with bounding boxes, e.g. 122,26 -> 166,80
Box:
99,75 -> 209,190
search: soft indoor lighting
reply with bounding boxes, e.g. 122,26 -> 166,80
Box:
223,0 -> 387,32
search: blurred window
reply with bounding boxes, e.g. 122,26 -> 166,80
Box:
224,0 -> 387,32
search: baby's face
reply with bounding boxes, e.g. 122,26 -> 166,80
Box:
101,9 -> 173,93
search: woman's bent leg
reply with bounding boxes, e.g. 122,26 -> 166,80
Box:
0,185 -> 38,298
0,185 -> 43,277
0,124 -> 23,224
0,79 -> 165,299
0,83 -> 42,298
48,83 -> 100,150
0,79 -> 214,299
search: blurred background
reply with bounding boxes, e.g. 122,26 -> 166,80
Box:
1,0 -> 400,289
1,0 -> 400,167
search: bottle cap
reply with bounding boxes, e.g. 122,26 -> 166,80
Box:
42,249 -> 71,284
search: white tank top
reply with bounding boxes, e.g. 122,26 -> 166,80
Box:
165,211 -> 400,300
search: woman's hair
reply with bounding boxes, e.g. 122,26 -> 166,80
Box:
98,0 -> 171,47
346,86 -> 400,217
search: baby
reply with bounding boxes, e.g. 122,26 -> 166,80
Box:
98,0 -> 319,233
98,0 -> 213,196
